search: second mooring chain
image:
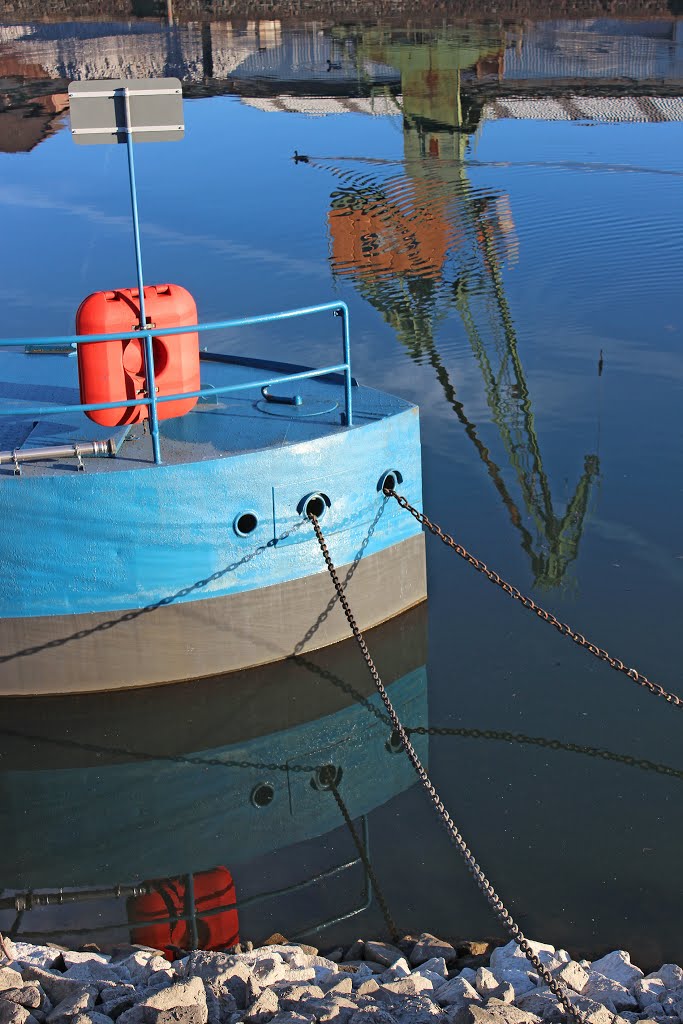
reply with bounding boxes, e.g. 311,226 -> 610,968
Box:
307,512 -> 585,1024
385,488 -> 683,710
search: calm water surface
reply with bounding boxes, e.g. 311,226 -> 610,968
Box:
1,14 -> 683,968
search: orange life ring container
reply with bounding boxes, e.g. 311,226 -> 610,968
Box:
76,284 -> 200,427
127,866 -> 239,960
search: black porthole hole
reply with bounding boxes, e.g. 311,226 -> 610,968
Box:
379,469 -> 403,494
251,783 -> 275,808
234,511 -> 258,537
386,730 -> 404,754
299,492 -> 331,520
310,764 -> 343,791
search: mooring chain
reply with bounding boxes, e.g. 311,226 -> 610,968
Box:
385,488 -> 683,710
329,781 -> 401,944
307,513 -> 584,1024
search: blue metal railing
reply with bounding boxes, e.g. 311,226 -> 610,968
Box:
1,300 -> 354,465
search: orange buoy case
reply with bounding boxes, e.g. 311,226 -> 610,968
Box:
127,866 -> 239,960
76,284 -> 200,427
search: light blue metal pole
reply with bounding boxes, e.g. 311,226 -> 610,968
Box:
339,306 -> 353,426
123,88 -> 162,465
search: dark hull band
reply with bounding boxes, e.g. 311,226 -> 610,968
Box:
0,533 -> 426,696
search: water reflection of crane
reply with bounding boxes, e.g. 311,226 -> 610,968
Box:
321,26 -> 600,589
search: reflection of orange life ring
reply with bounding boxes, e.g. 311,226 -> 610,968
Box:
76,284 -> 200,427
127,867 -> 239,960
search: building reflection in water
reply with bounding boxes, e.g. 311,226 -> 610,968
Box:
322,26 -> 600,589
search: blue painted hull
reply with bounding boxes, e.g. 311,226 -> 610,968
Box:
1,351 -> 426,693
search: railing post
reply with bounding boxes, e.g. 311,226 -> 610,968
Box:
122,87 -> 162,465
338,305 -> 353,427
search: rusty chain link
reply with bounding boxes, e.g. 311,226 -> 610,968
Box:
307,512 -> 585,1024
386,488 -> 683,709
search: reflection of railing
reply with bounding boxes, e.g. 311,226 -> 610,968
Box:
0,301 -> 354,465
1,821 -> 374,947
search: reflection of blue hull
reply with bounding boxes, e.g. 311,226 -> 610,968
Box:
0,604 -> 429,890
0,349 -> 426,695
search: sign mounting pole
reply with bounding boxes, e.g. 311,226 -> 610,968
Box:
69,78 -> 184,465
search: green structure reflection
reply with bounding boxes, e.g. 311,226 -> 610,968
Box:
323,25 -> 600,589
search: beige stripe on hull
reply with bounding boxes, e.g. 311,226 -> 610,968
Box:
0,534 -> 426,696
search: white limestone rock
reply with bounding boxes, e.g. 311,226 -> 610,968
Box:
583,974 -> 638,1012
61,954 -> 111,969
485,966 -> 537,1000
8,948 -> 59,972
490,941 -> 555,973
139,978 -> 207,1024
348,1009 -> 397,1024
379,963 -> 410,984
409,938 -> 456,969
0,973 -> 23,994
589,953 -> 643,992
446,1003 -> 541,1024
413,961 -> 447,982
645,967 -> 683,992
456,972 -> 477,987
388,995 -> 444,1024
435,977 -> 481,1010
0,1001 -> 32,1024
274,985 -> 324,1011
634,980 -> 666,1010
46,989 -> 97,1024
550,961 -> 588,994
319,978 -> 354,998
516,987 -> 564,1022
569,994 -> 619,1024
377,977 -> 434,1001
243,989 -> 280,1024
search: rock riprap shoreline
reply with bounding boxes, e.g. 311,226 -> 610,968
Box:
1,934 -> 682,1024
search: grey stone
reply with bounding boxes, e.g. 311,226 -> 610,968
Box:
481,967 -> 536,1001
115,1008 -> 147,1024
47,989 -> 97,1024
389,995 -> 444,1024
243,990 -> 280,1024
345,966 -> 384,979
474,970 -> 500,999
515,989 -> 564,1023
354,983 -> 379,999
325,953 -> 345,966
275,986 -> 324,1010
10,950 -> 59,972
61,956 -> 111,970
143,1010 -> 206,1024
279,971 -> 315,986
301,996 -> 357,1024
551,962 -> 588,994
268,1014 -> 314,1024
113,958 -> 166,989
364,947 -> 405,970
71,1015 -> 115,1024
634,981 -> 666,1010
20,969 -> 92,1008
140,979 -> 206,1021
570,995 -> 619,1024
457,973 -> 477,987
379,965 -> 411,985
413,962 -> 447,982
410,938 -> 456,969
0,1002 -> 31,1024
435,978 -> 481,1010
343,946 -> 365,965
62,966 -> 118,987
589,954 -> 643,992
2,991 -> 40,1011
646,968 -> 683,992
250,959 -> 288,989
618,1014 -> 640,1024
99,996 -> 135,1021
447,1004 -> 541,1024
202,985 -> 237,1024
583,974 -> 638,1011
320,979 -> 354,997
377,977 -> 434,1000
348,1009 -> 397,1024
639,1005 -> 666,1020
0,977 -> 24,996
